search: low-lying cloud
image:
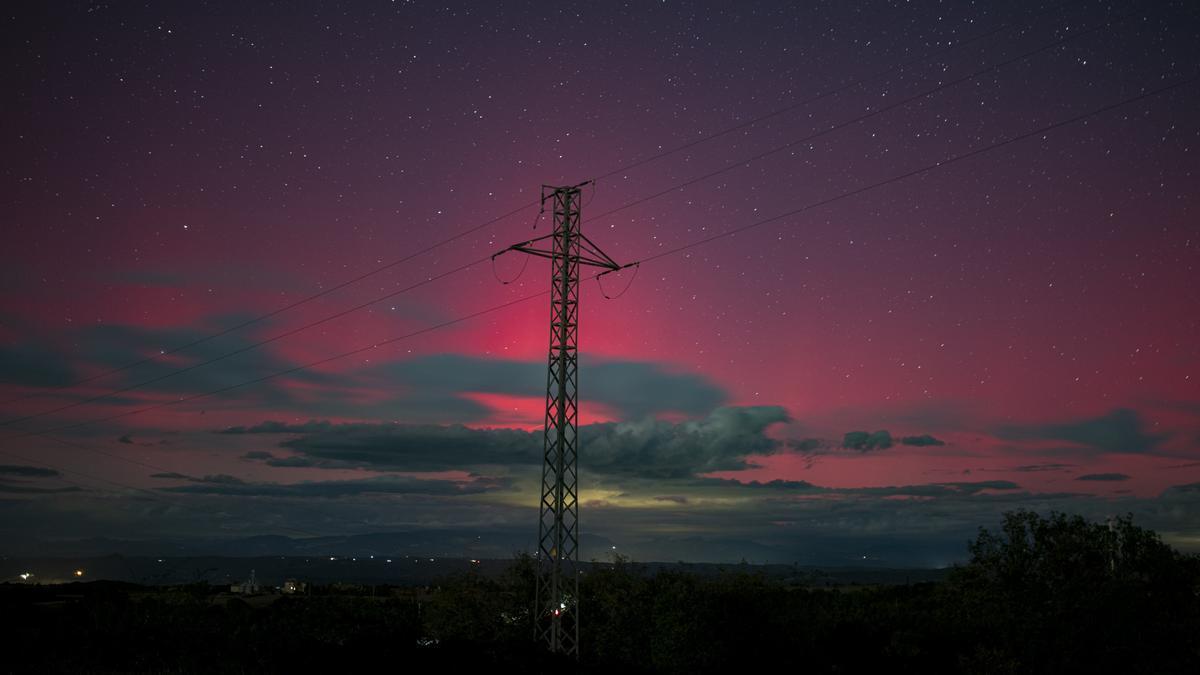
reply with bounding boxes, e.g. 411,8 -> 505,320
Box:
158,474 -> 512,498
901,434 -> 946,447
997,408 -> 1166,454
843,430 -> 894,452
0,465 -> 61,478
708,477 -> 1020,498
233,406 -> 790,480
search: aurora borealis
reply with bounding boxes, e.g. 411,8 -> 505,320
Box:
2,0 -> 1198,564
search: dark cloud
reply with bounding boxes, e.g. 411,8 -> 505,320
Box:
1075,473 -> 1131,482
0,484 -> 83,494
77,318 -> 342,400
839,480 -> 1021,498
1011,463 -> 1075,473
235,406 -> 789,480
843,430 -> 893,452
222,421 -> 335,434
265,456 -> 324,468
0,317 -> 346,423
784,432 -> 942,454
366,354 -> 728,420
739,478 -> 1022,499
702,478 -> 1017,498
196,474 -> 245,485
585,406 -> 789,479
3,316 -> 727,430
703,478 -> 819,490
790,430 -> 945,453
3,462 -> 1197,566
900,434 -> 945,447
997,408 -> 1166,453
653,495 -> 690,504
583,359 -> 728,418
0,465 -> 60,478
788,438 -> 824,452
0,341 -> 79,388
931,480 -> 1020,494
148,472 -> 245,485
267,422 -> 537,472
241,450 -> 273,460
117,434 -> 134,444
159,474 -> 512,498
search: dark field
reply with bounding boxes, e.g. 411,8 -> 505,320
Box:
3,512 -> 1198,674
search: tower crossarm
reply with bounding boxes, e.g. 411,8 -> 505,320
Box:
496,237 -> 622,271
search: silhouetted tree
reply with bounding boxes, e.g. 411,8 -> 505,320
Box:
946,510 -> 1200,674
4,514 -> 1196,673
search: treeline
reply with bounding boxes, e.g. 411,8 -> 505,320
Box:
3,511 -> 1198,673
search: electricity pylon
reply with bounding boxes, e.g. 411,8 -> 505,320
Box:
493,181 -> 625,657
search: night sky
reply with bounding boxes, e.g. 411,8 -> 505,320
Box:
2,0 -> 1198,565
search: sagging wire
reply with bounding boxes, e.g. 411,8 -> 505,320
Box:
496,180 -> 599,286
583,178 -> 598,207
493,185 -> 551,285
491,250 -> 531,285
596,262 -> 640,300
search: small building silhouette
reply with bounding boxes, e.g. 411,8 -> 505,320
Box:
230,569 -> 260,594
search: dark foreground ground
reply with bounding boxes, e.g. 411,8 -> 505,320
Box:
2,512 -> 1198,673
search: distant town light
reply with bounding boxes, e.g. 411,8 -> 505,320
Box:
19,572 -> 32,581
73,569 -> 84,577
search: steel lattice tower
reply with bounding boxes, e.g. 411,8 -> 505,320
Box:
495,181 -> 625,657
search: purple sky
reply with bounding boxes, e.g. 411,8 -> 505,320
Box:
1,0 -> 1198,565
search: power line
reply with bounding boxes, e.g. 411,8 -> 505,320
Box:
591,0 -> 1088,183
0,200 -> 536,409
5,1 -> 1173,552
7,68 -> 1190,502
4,291 -> 550,442
0,256 -> 490,428
4,71 -> 1193,448
627,74 -> 1200,269
0,3 -> 1132,429
0,0 -> 1085,409
584,5 -> 1136,226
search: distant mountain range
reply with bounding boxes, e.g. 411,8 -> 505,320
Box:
0,553 -> 948,588
4,529 -> 537,559
2,528 -> 967,569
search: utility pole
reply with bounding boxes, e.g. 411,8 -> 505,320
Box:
493,181 -> 626,657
